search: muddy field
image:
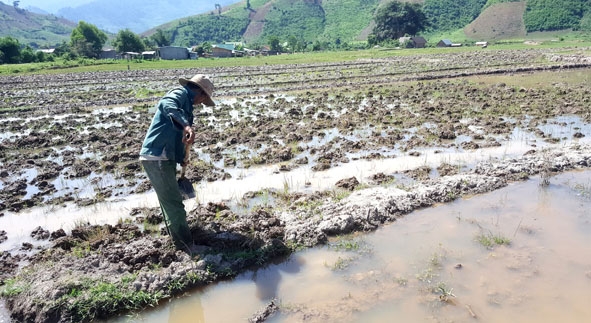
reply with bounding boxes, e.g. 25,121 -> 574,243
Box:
1,47 -> 591,322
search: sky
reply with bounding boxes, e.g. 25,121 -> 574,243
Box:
17,0 -> 95,13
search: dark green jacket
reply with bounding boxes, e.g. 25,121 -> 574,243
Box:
140,86 -> 195,163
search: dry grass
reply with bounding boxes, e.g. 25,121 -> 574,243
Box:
464,2 -> 527,40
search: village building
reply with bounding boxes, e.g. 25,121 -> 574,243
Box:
157,46 -> 189,60
211,44 -> 245,58
438,39 -> 463,47
36,48 -> 55,54
141,51 -> 156,59
437,39 -> 453,47
410,36 -> 427,48
99,49 -> 117,59
122,52 -> 140,60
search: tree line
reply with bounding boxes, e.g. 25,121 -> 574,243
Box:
0,20 -> 175,64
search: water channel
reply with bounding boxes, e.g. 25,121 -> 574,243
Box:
106,170 -> 591,322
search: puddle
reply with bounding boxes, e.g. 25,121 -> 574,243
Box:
0,301 -> 8,323
108,170 -> 591,323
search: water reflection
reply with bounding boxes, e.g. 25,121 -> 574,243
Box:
167,296 -> 205,323
253,256 -> 304,301
116,170 -> 591,323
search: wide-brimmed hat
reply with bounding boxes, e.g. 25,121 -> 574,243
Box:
179,74 -> 215,106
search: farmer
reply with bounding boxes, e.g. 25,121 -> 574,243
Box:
139,74 -> 215,254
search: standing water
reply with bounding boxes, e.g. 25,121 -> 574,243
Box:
110,170 -> 591,323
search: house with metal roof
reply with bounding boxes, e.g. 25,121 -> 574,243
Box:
157,46 -> 189,60
211,44 -> 238,58
437,39 -> 453,47
410,36 -> 427,48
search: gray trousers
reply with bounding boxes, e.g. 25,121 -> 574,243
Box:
141,160 -> 193,251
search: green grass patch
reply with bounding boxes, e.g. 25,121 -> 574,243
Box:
61,280 -> 163,322
476,232 -> 511,248
329,236 -> 362,251
0,278 -> 30,297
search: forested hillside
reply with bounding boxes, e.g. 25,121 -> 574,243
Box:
423,0 -> 487,32
146,0 -> 590,48
524,0 -> 590,31
0,2 -> 75,46
425,0 -> 590,32
3,0 -> 591,49
145,0 -> 383,47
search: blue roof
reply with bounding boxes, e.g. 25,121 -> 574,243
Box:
214,44 -> 236,51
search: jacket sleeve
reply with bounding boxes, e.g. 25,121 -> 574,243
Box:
160,95 -> 190,131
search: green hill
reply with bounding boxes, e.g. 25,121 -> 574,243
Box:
524,0 -> 590,31
144,0 -> 590,47
0,2 -> 76,47
2,0 -> 590,50
144,0 -> 384,47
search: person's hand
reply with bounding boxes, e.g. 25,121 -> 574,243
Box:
183,126 -> 195,145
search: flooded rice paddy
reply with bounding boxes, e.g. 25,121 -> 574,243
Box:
1,114 -> 589,254
113,170 -> 591,323
1,49 -> 591,322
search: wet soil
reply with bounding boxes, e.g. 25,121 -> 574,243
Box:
1,47 -> 591,322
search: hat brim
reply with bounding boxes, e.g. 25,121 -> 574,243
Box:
179,78 -> 216,106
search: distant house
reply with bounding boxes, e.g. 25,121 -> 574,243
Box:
260,45 -> 273,56
410,36 -> 427,48
475,41 -> 488,48
99,49 -> 116,59
142,51 -> 156,59
437,39 -> 453,47
244,48 -> 260,56
157,46 -> 189,60
122,52 -> 140,60
36,48 -> 55,54
211,44 -> 236,58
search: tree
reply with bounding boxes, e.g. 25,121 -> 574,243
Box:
20,46 -> 36,63
201,42 -> 212,53
370,1 -> 427,44
53,41 -> 71,57
151,29 -> 170,47
0,37 -> 21,64
268,36 -> 282,52
287,35 -> 298,53
142,36 -> 156,50
113,29 -> 146,53
70,21 -> 107,58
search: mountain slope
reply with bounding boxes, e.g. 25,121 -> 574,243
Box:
2,0 -> 589,50
146,0 -> 388,46
464,2 -> 526,40
0,2 -> 76,46
57,0 -> 238,33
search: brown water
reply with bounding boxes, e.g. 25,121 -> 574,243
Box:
112,170 -> 591,323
